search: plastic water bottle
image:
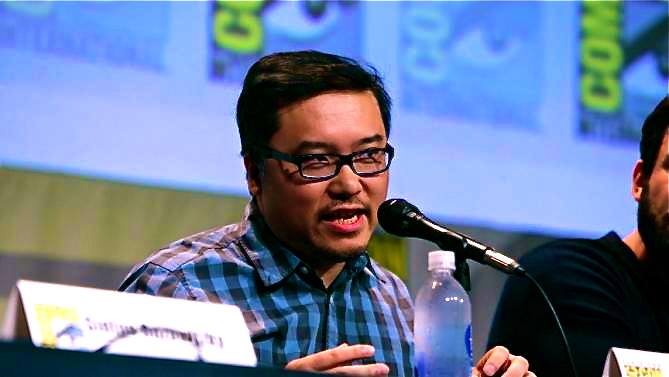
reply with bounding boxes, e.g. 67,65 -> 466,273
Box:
415,250 -> 473,377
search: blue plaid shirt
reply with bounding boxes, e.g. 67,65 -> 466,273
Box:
120,204 -> 415,377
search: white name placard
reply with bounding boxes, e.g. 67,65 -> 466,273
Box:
603,347 -> 669,377
1,280 -> 257,367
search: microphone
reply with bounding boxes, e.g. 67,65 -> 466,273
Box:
378,198 -> 525,276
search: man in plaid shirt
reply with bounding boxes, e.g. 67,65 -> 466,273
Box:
120,51 -> 532,377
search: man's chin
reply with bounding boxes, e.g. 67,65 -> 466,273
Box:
646,230 -> 669,262
317,238 -> 368,262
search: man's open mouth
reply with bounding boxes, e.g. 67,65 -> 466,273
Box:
322,208 -> 366,225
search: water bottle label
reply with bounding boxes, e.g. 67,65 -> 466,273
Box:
465,324 -> 473,365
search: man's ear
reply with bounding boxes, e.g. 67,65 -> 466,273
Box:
632,159 -> 645,202
244,155 -> 262,197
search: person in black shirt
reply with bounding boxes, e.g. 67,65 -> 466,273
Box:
488,96 -> 669,377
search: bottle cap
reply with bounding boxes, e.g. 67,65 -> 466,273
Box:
428,250 -> 455,271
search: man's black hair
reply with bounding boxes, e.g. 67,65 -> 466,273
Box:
640,96 -> 669,178
236,50 -> 391,157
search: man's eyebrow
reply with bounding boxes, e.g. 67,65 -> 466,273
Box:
293,134 -> 386,153
355,134 -> 385,147
293,141 -> 334,153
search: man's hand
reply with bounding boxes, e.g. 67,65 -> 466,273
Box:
473,346 -> 535,377
285,343 -> 389,376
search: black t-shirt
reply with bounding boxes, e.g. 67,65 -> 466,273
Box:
487,232 -> 669,377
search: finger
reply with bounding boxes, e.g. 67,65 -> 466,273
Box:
327,363 -> 390,377
499,357 -> 529,377
328,343 -> 354,368
285,345 -> 376,372
478,346 -> 510,376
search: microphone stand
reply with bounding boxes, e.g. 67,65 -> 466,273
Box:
433,235 -> 471,292
453,253 -> 471,293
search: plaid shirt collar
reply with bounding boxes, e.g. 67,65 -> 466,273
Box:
239,202 -> 386,288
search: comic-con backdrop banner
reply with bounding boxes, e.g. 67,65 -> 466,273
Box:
1,1 -> 667,236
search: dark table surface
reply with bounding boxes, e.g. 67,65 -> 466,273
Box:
0,340 -> 320,377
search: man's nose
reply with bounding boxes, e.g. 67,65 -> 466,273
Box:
327,164 -> 363,198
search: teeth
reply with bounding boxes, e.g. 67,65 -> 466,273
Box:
335,214 -> 358,225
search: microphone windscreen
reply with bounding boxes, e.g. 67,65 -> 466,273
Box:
377,198 -> 421,236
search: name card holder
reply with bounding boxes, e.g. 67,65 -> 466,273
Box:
1,280 -> 257,367
603,347 -> 669,377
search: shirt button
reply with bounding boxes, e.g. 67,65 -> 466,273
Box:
299,265 -> 309,275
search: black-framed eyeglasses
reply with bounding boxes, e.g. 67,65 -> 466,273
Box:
252,144 -> 395,181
